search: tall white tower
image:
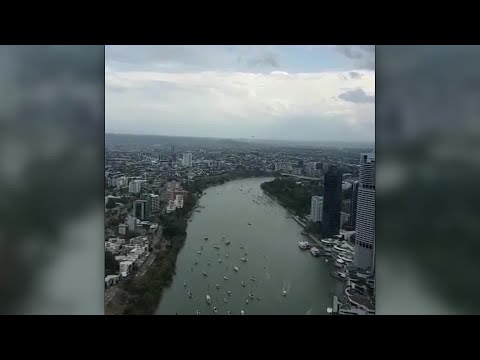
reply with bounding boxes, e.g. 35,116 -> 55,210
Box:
354,153 -> 375,271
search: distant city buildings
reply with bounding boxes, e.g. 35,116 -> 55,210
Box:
340,211 -> 349,228
310,195 -> 323,223
354,153 -> 375,271
322,166 -> 343,237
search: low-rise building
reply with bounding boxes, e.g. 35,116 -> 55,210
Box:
105,275 -> 120,288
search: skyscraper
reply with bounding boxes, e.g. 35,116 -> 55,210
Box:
134,200 -> 148,220
349,181 -> 359,229
354,153 -> 375,271
322,166 -> 342,237
310,196 -> 323,223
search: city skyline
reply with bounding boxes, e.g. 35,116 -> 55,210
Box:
106,45 -> 375,143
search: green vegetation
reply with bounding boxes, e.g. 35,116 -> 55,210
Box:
106,198 -> 117,209
261,177 -> 323,217
105,250 -> 119,276
187,169 -> 269,194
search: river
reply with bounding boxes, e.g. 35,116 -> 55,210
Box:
156,177 -> 338,315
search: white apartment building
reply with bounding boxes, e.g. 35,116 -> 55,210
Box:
310,196 -> 323,223
129,179 -> 143,194
183,152 -> 193,167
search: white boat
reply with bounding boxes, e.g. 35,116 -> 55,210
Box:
206,295 -> 211,304
203,271 -> 207,277
257,297 -> 262,300
241,281 -> 246,287
214,244 -> 220,250
213,307 -> 218,314
197,251 -> 202,255
241,310 -> 245,315
246,299 -> 249,304
224,276 -> 228,280
218,259 -> 222,263
248,294 -> 254,300
250,276 -> 256,281
282,289 -> 287,296
208,261 -> 211,266
196,310 -> 200,315
325,259 -> 329,263
240,245 -> 244,249
225,240 -> 230,245
298,241 -> 308,250
227,290 -> 231,296
234,266 -> 239,272
310,247 -> 320,257
188,292 -> 192,298
226,253 -> 229,258
195,260 -> 199,265
241,257 -> 247,263
227,311 -> 232,315
224,297 -> 228,303
216,284 -> 220,289
184,281 -> 187,287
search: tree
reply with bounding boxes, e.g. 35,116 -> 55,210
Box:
106,198 -> 116,209
105,250 -> 119,275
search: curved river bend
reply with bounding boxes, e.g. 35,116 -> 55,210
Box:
156,177 -> 337,315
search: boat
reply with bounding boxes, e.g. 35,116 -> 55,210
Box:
184,281 -> 187,287
241,281 -> 246,287
195,260 -> 199,265
214,244 -> 220,250
200,245 -> 203,250
227,311 -> 232,315
218,259 -> 222,263
203,271 -> 207,277
248,222 -> 252,225
248,294 -> 254,300
225,240 -> 231,245
188,292 -> 192,298
226,253 -> 229,258
197,251 -> 202,255
224,276 -> 228,280
227,290 -> 231,296
250,276 -> 256,281
204,237 -> 208,240
256,297 -> 261,300
244,252 -> 248,256
298,241 -> 309,250
241,257 -> 247,263
240,245 -> 244,249
246,299 -> 249,304
325,259 -> 329,263
216,284 -> 220,289
282,289 -> 287,296
310,247 -> 320,257
208,261 -> 211,266
233,266 -> 239,272
223,297 -> 228,303
240,310 -> 245,315
196,310 -> 200,315
213,307 -> 218,314
206,295 -> 211,304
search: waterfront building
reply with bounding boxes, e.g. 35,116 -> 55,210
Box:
310,196 -> 323,223
349,181 -> 359,229
322,166 -> 343,237
354,153 -> 375,271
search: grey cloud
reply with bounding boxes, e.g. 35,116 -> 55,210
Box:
338,88 -> 375,104
349,71 -> 363,79
336,45 -> 375,70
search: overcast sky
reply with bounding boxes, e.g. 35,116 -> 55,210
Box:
105,45 -> 375,143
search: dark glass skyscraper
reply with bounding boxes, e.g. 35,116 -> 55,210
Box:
349,181 -> 359,229
322,166 -> 343,237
